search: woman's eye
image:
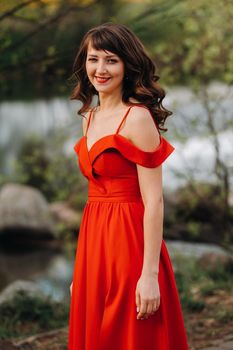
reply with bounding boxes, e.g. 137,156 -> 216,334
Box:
107,59 -> 117,63
87,58 -> 118,63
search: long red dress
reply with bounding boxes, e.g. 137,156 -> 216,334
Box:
68,104 -> 189,350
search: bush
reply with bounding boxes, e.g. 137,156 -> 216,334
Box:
165,182 -> 233,245
0,291 -> 69,339
11,132 -> 87,207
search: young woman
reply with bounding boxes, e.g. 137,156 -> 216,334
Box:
68,22 -> 189,350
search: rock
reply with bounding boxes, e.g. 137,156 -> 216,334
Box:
166,240 -> 230,259
0,183 -> 55,237
49,201 -> 81,231
0,279 -> 47,305
197,252 -> 232,271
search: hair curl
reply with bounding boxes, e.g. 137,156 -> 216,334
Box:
70,22 -> 172,132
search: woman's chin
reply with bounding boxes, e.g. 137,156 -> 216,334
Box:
94,86 -> 114,94
93,83 -> 123,95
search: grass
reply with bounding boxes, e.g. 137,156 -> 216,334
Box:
0,255 -> 232,347
174,255 -> 233,312
0,291 -> 69,339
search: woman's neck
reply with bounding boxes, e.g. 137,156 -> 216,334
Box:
98,91 -> 124,112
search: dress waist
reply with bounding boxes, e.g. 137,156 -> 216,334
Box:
87,194 -> 143,203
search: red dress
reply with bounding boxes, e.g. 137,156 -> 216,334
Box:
68,104 -> 189,350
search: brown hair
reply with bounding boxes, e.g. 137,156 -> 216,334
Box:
70,22 -> 172,132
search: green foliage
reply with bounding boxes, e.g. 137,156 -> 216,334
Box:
0,291 -> 69,339
205,259 -> 233,282
165,182 -> 233,245
11,131 -> 87,206
14,134 -> 50,192
118,0 -> 233,86
199,260 -> 233,295
186,221 -> 201,239
0,0 -> 232,99
216,309 -> 233,324
175,262 -> 206,312
174,255 -> 233,313
200,282 -> 216,297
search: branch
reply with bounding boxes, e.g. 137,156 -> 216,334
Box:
130,0 -> 178,24
0,0 -> 99,55
201,85 -> 230,209
11,14 -> 40,24
13,326 -> 67,346
0,48 -> 73,71
0,6 -> 73,54
0,0 -> 41,21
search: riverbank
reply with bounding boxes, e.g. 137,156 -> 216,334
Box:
0,254 -> 232,349
0,289 -> 232,350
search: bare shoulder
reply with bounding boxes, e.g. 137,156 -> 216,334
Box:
126,105 -> 160,151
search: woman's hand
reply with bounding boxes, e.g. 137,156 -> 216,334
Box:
70,281 -> 73,297
135,273 -> 160,320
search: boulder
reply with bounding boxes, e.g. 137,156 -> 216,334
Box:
0,183 -> 55,237
49,201 -> 82,231
0,279 -> 47,305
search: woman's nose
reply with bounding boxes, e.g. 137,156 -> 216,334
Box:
96,62 -> 107,74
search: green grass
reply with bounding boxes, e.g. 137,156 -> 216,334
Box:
216,309 -> 233,323
0,291 -> 69,339
174,255 -> 233,313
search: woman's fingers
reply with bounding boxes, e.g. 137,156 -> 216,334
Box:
137,299 -> 148,319
151,297 -> 160,315
135,290 -> 141,314
137,297 -> 160,320
135,278 -> 160,320
146,301 -> 154,315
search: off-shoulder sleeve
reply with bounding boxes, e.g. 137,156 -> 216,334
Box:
73,137 -> 82,154
114,134 -> 175,168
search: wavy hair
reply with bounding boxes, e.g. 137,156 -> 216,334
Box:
70,22 -> 172,132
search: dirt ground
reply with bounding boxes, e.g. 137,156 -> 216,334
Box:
0,290 -> 232,350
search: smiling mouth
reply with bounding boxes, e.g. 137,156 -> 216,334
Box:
95,76 -> 111,83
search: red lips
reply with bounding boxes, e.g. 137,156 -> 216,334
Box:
95,76 -> 111,83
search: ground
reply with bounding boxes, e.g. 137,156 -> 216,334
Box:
0,289 -> 232,349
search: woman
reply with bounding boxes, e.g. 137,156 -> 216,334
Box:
68,22 -> 189,350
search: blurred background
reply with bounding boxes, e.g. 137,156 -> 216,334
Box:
0,0 -> 232,349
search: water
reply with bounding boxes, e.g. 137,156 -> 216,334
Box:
0,246 -> 75,303
1,82 -> 232,190
0,239 -> 229,303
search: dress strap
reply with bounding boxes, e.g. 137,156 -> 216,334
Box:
115,105 -> 134,134
85,107 -> 96,136
115,104 -> 160,134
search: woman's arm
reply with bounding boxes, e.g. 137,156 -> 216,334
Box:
140,167 -> 163,276
126,106 -> 163,320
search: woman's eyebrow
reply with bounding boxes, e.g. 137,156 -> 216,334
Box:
87,53 -> 117,58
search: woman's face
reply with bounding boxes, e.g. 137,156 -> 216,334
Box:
85,41 -> 125,95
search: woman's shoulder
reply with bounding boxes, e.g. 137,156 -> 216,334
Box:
124,104 -> 160,152
127,104 -> 158,132
129,104 -> 153,122
127,100 -> 154,123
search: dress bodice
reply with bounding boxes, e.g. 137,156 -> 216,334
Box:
73,105 -> 175,196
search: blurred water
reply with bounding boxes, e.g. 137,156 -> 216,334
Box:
0,82 -> 232,190
0,247 -> 75,303
0,239 -> 229,302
